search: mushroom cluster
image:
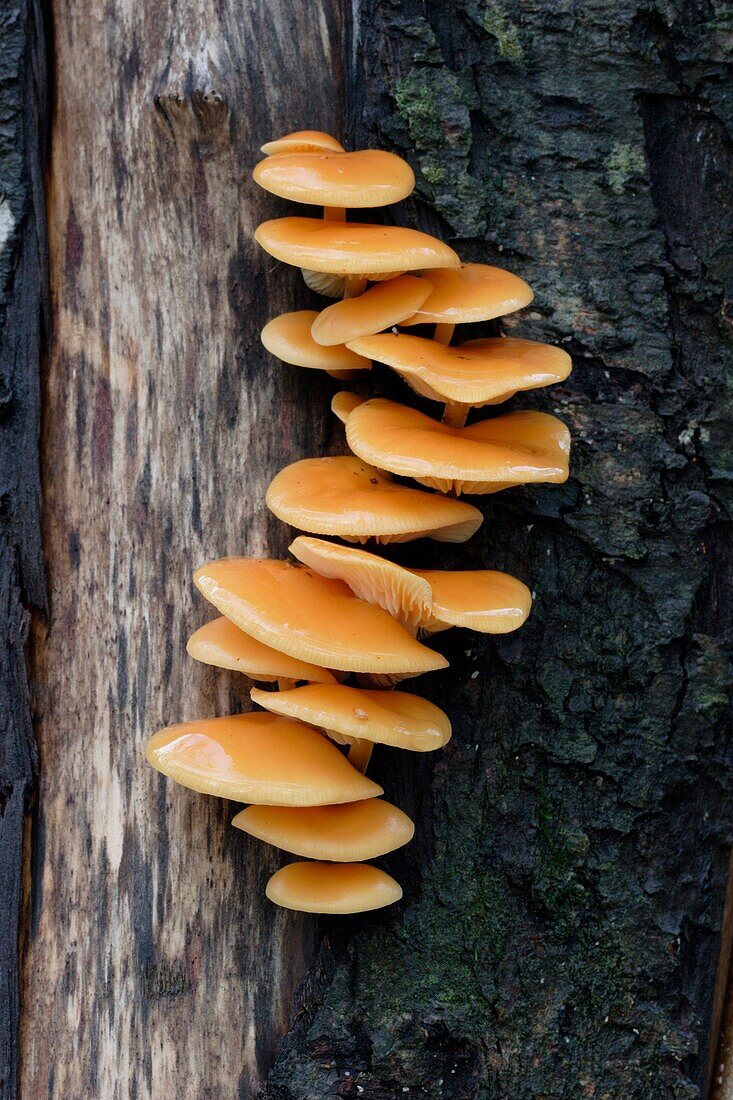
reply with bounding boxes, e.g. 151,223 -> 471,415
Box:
145,129 -> 571,916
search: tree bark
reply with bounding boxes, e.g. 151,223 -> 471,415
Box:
0,1 -> 47,1097
7,0 -> 732,1098
266,3 -> 733,1098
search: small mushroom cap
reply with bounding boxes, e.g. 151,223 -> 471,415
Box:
145,712 -> 382,806
266,456 -> 483,543
346,399 -> 571,495
412,570 -> 532,633
253,150 -> 415,208
261,130 -> 345,156
311,276 -> 432,347
193,557 -> 446,675
186,617 -> 337,683
261,311 -> 370,377
251,682 -> 451,751
331,392 -> 366,425
290,535 -> 432,630
254,217 -> 460,275
401,262 -> 533,325
266,861 -> 402,914
233,798 -> 414,861
347,334 -> 572,408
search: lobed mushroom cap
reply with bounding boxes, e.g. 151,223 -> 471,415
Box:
311,275 -> 431,347
345,399 -> 571,495
233,798 -> 414,861
193,557 -> 446,675
401,262 -> 533,325
251,682 -> 451,752
261,310 -> 370,377
261,130 -> 345,156
186,616 -> 337,684
254,217 -> 460,275
289,535 -> 432,630
145,712 -> 381,806
266,861 -> 402,914
412,570 -> 532,633
253,149 -> 415,208
266,455 -> 483,543
347,333 -> 572,408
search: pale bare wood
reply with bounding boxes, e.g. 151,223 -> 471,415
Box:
22,1 -> 342,1095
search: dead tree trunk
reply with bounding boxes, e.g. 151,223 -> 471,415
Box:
2,0 -> 731,1098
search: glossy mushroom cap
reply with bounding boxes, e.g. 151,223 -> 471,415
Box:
401,262 -> 533,325
265,456 -> 483,543
145,712 -> 382,806
254,217 -> 460,275
233,799 -> 414,861
345,398 -> 571,495
193,557 -> 446,675
412,570 -> 532,633
251,682 -> 451,752
311,276 -> 431,347
253,150 -> 415,208
347,334 -> 572,408
186,617 -> 337,684
261,130 -> 345,156
261,310 -> 370,378
290,535 -> 432,630
331,392 -> 366,425
265,861 -> 402,913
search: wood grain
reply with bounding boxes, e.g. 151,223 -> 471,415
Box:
22,1 -> 343,1095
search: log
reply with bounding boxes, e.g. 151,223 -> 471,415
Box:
6,0 -> 732,1098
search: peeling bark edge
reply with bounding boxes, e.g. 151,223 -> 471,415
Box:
0,1 -> 48,1097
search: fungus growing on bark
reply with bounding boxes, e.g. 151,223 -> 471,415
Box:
261,130 -> 345,156
401,261 -> 534,344
261,310 -> 370,378
265,456 -> 483,543
193,557 -> 447,675
343,397 -> 571,495
232,799 -> 415,861
265,861 -> 403,914
311,275 -> 431,346
253,149 -> 415,211
145,713 -> 382,805
186,616 -> 337,689
251,683 -> 451,753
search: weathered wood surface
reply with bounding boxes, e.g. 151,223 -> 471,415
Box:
21,1 -> 342,1096
266,3 -> 733,1098
0,1 -> 47,1097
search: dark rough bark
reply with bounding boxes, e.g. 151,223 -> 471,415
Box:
267,3 -> 733,1098
0,1 -> 47,1097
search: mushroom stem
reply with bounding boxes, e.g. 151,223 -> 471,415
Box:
442,401 -> 469,429
323,206 -> 346,222
343,275 -> 368,300
434,322 -> 455,346
277,677 -> 297,691
348,738 -> 374,774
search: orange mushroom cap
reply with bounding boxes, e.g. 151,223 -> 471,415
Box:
186,616 -> 337,684
145,712 -> 382,806
261,310 -> 370,378
289,536 -> 531,634
254,217 -> 460,275
311,275 -> 432,347
233,798 -> 414,861
265,456 -> 483,543
193,557 -> 446,675
347,333 -> 572,408
412,570 -> 532,633
253,150 -> 415,208
401,262 -> 533,325
290,535 -> 432,630
251,682 -> 451,752
265,861 -> 402,914
260,130 -> 345,156
345,398 -> 571,495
